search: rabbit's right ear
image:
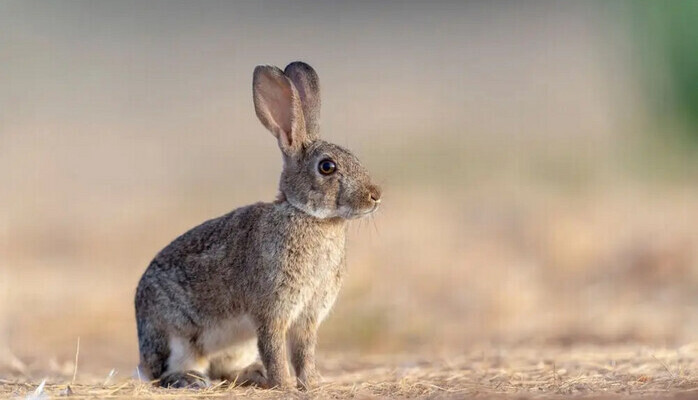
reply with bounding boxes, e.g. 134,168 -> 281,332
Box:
284,62 -> 320,140
253,65 -> 308,156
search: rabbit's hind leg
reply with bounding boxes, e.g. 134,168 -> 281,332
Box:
208,340 -> 264,386
137,321 -> 210,388
159,370 -> 210,389
159,336 -> 210,388
137,321 -> 169,381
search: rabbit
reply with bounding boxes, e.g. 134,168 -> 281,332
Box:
134,61 -> 382,390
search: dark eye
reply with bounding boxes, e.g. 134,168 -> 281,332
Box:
318,159 -> 336,175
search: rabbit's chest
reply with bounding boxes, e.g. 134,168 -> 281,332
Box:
281,236 -> 345,320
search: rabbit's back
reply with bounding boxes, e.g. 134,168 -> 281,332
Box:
136,202 -> 268,326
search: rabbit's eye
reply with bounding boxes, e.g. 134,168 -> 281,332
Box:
318,159 -> 336,175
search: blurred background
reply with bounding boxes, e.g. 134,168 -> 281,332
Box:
1,0 -> 697,376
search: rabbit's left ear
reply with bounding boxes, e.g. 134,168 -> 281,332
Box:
284,62 -> 321,140
253,65 -> 308,155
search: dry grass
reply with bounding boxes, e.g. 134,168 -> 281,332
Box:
2,345 -> 698,399
2,187 -> 698,399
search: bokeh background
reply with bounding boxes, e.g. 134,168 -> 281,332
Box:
1,1 -> 697,377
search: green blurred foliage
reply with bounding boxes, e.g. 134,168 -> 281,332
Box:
628,1 -> 698,142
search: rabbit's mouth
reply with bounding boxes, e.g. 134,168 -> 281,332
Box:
335,188 -> 381,219
344,203 -> 379,219
366,203 -> 380,215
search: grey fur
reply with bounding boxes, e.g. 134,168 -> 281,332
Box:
135,61 -> 381,390
284,62 -> 321,139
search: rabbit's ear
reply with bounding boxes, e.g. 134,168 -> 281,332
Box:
284,62 -> 320,140
253,65 -> 307,155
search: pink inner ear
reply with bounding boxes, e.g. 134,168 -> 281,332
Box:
258,74 -> 295,147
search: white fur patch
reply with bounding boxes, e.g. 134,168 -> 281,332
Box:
199,315 -> 257,355
200,314 -> 259,371
167,336 -> 208,373
317,295 -> 335,324
211,340 -> 259,372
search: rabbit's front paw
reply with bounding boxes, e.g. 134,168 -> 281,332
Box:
158,370 -> 210,389
264,375 -> 295,390
297,369 -> 321,391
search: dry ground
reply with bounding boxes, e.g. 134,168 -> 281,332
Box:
2,187 -> 698,399
2,344 -> 698,399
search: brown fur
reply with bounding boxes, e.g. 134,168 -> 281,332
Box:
135,62 -> 381,390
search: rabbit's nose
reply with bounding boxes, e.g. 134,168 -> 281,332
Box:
369,185 -> 382,203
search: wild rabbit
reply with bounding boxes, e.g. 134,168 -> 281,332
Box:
135,61 -> 381,390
